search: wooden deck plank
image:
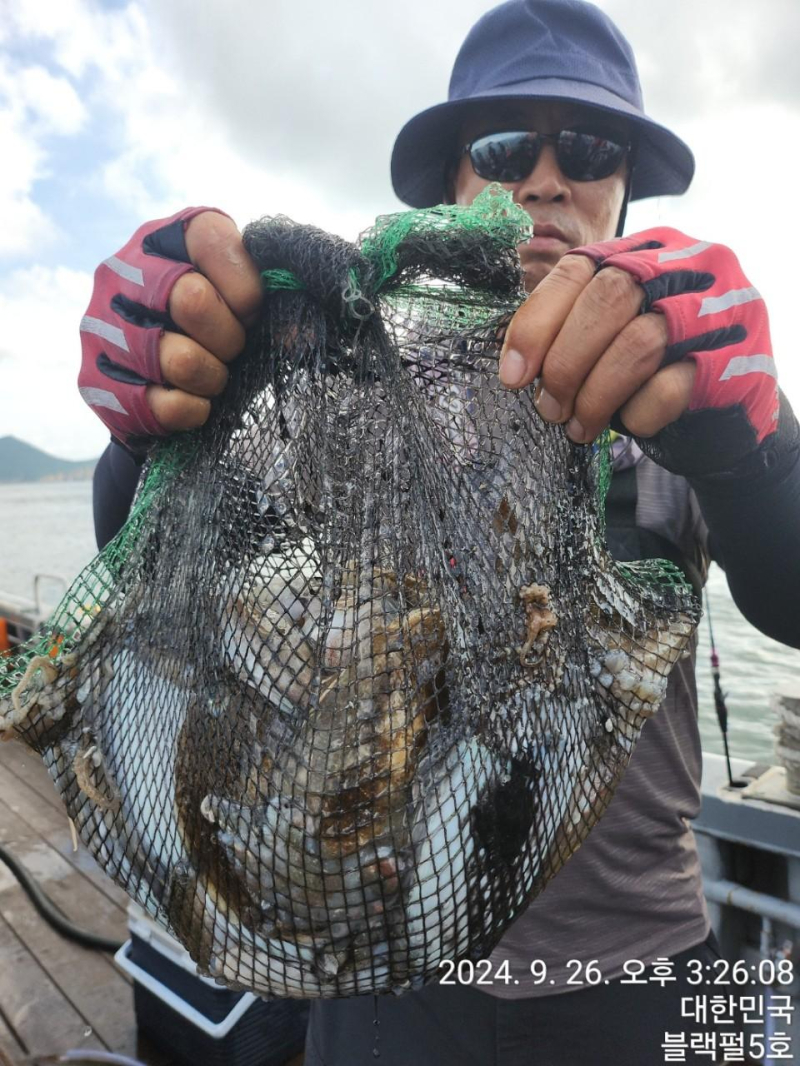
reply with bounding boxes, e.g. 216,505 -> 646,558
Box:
0,892 -> 140,1060
0,748 -> 129,911
0,1010 -> 25,1066
0,912 -> 107,1057
0,810 -> 136,1051
0,741 -> 303,1065
0,752 -> 182,1065
0,901 -> 178,1066
0,741 -> 63,813
0,815 -> 131,947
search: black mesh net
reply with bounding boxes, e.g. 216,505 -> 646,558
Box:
0,187 -> 700,998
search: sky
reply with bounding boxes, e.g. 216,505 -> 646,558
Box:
1,0 -> 800,461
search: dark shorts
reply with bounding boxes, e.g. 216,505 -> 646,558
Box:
304,932 -> 730,1066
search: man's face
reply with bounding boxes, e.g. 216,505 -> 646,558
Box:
452,100 -> 629,292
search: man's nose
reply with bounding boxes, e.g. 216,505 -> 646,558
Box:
513,145 -> 570,203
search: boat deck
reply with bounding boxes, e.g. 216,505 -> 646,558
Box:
0,739 -> 305,1066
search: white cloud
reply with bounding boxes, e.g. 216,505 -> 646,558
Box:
2,0 -> 800,458
4,0 -> 148,82
600,0 -> 800,120
0,60 -> 76,256
0,264 -> 108,459
0,47 -> 87,257
2,62 -> 87,136
4,0 -> 382,237
0,110 -> 52,256
123,0 -> 492,218
91,40 -> 376,238
626,99 -> 800,413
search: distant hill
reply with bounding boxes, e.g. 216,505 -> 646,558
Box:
0,436 -> 99,483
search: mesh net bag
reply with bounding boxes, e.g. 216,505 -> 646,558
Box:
0,187 -> 700,998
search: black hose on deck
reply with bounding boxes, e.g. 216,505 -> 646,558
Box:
0,841 -> 124,953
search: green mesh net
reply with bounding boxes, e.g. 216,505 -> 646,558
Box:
0,187 -> 699,998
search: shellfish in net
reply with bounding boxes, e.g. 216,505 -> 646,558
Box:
0,188 -> 699,998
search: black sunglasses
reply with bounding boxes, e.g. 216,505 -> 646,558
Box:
462,128 -> 632,184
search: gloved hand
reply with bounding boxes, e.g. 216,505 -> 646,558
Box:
570,227 -> 779,476
500,227 -> 782,478
79,207 -> 263,453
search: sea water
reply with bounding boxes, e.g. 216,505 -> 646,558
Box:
1,480 -> 797,764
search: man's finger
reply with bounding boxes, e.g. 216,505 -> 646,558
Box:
617,361 -> 696,438
564,312 -> 667,442
169,272 -> 247,363
159,331 -> 229,397
499,254 -> 595,389
146,384 -> 212,432
540,266 -> 643,425
184,211 -> 263,325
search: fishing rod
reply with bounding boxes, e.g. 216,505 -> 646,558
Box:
705,588 -> 741,789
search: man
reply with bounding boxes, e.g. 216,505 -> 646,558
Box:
80,1 -> 800,1062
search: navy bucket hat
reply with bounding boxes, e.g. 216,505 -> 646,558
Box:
391,0 -> 694,208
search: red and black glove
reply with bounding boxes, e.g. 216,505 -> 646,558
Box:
78,206 -> 230,454
567,227 -> 781,478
